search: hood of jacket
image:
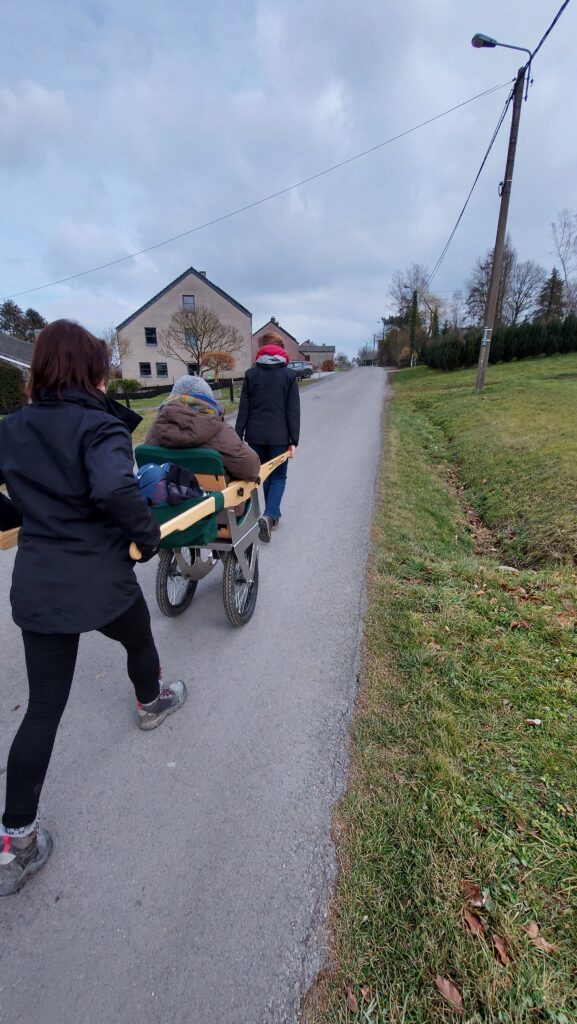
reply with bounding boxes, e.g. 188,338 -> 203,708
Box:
146,401 -> 228,448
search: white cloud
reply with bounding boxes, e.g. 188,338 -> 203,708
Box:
0,80 -> 71,170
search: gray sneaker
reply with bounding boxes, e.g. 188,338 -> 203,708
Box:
137,680 -> 187,730
258,515 -> 272,543
0,826 -> 53,897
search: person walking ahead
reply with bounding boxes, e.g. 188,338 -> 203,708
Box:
0,320 -> 187,898
235,338 -> 300,541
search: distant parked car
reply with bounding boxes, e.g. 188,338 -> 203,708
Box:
288,361 -> 314,380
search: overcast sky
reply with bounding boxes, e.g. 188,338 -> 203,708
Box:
1,0 -> 575,357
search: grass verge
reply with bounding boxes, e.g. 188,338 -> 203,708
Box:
304,361 -> 577,1023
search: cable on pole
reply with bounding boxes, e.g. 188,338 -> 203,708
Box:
3,82 -> 509,301
427,85 -> 515,287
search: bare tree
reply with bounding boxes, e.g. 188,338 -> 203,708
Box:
388,262 -> 443,337
158,305 -> 243,378
357,343 -> 375,365
102,326 -> 130,372
551,209 -> 577,314
203,350 -> 235,380
466,235 -> 517,326
503,259 -> 546,324
445,290 -> 467,331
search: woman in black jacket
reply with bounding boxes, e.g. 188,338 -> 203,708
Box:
0,320 -> 186,897
235,340 -> 299,541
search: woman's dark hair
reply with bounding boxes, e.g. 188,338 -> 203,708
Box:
28,320 -> 110,401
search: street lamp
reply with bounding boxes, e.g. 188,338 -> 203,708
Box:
471,31 -> 530,391
471,33 -> 531,59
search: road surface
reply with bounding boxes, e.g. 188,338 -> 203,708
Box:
0,367 -> 387,1024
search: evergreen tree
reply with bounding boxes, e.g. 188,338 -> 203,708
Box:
23,307 -> 47,342
534,268 -> 565,322
0,300 -> 26,338
409,290 -> 419,365
431,307 -> 440,337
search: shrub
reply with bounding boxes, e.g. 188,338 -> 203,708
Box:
0,361 -> 26,412
321,359 -> 335,372
119,378 -> 140,394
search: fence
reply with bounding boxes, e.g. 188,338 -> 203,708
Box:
116,378 -> 243,407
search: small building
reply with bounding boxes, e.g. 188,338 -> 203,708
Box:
251,318 -> 305,364
0,331 -> 32,380
299,341 -> 336,370
117,267 -> 252,384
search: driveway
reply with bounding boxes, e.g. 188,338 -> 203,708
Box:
0,367 -> 388,1024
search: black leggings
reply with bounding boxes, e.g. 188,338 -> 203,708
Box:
3,594 -> 160,830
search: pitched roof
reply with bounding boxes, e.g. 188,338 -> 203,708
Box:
252,319 -> 299,344
299,341 -> 335,352
0,331 -> 33,367
116,267 -> 252,331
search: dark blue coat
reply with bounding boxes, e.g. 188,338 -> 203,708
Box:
235,363 -> 300,447
0,387 -> 160,634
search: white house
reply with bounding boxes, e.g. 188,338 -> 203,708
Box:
117,267 -> 252,383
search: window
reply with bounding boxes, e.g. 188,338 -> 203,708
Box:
182,295 -> 195,310
156,362 -> 168,378
139,362 -> 152,378
145,327 -> 157,346
187,361 -> 199,375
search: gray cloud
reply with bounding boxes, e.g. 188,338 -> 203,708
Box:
1,0 -> 576,356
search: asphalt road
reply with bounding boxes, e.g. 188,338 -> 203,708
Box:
0,367 -> 387,1024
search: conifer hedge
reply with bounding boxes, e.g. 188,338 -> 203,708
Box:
0,360 -> 26,412
422,315 -> 577,371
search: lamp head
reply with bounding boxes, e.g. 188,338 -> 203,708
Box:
472,33 -> 498,48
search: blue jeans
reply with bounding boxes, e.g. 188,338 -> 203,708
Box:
251,443 -> 289,521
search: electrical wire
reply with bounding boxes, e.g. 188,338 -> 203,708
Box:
426,0 -> 572,291
427,85 -> 514,287
3,81 -> 509,300
528,0 -> 572,62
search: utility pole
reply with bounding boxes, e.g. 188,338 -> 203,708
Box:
475,65 -> 526,391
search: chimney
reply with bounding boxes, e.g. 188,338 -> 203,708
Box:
198,270 -> 207,277
270,316 -> 277,324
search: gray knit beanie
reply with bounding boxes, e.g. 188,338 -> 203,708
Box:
171,375 -> 214,401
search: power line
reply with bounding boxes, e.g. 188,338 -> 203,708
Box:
426,0 -> 572,291
3,82 -> 509,301
529,0 -> 572,62
427,85 -> 514,287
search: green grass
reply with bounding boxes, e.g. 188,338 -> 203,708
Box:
394,355 -> 577,568
305,357 -> 577,1024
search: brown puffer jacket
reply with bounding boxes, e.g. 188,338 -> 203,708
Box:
145,402 -> 260,481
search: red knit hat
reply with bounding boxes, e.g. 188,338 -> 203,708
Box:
255,344 -> 289,363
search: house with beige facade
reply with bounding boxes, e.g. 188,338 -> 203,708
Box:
117,267 -> 252,384
251,317 -> 305,363
299,341 -> 336,370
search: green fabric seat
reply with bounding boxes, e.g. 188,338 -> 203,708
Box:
134,445 -> 226,549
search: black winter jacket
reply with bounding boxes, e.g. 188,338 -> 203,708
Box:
0,387 -> 160,634
235,364 -> 300,447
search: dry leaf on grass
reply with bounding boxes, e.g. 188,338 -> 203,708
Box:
525,921 -> 557,954
360,985 -> 372,1004
460,880 -> 485,908
556,611 -> 576,628
434,976 -> 463,1013
344,983 -> 359,1013
511,619 -> 530,630
463,909 -> 485,937
492,934 -> 511,965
